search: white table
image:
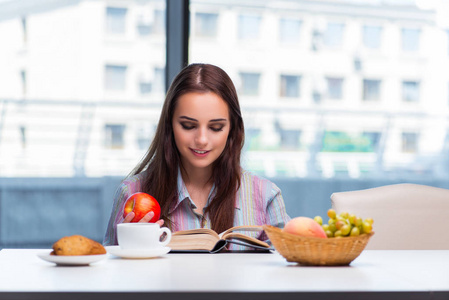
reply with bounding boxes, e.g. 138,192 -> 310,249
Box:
0,249 -> 448,300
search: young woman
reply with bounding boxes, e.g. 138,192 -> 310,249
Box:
104,63 -> 290,249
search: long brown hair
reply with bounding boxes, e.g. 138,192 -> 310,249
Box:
131,63 -> 244,233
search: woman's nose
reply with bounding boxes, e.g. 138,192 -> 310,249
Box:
195,127 -> 208,146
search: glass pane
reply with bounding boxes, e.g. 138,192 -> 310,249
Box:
195,12 -> 218,37
0,0 -> 166,177
106,7 -> 127,34
189,0 -> 448,181
402,81 -> 420,102
363,25 -> 382,49
402,28 -> 420,52
279,18 -> 301,44
280,75 -> 301,98
238,14 -> 261,40
324,22 -> 345,47
363,79 -> 381,101
239,72 -> 261,96
326,77 -> 343,100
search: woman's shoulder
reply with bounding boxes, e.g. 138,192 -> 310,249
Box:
118,171 -> 147,191
240,169 -> 280,190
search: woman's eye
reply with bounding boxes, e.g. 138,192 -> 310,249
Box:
210,126 -> 224,132
181,123 -> 195,130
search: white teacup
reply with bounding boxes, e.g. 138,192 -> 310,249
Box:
117,223 -> 172,249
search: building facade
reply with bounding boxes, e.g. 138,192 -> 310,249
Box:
1,0 -> 449,178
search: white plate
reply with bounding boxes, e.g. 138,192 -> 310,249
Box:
37,252 -> 107,266
105,246 -> 171,259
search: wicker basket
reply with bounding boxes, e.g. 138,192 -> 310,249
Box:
263,225 -> 374,266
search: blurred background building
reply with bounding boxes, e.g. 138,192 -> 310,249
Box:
1,0 -> 449,247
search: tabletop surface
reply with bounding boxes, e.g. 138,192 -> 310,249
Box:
0,249 -> 448,299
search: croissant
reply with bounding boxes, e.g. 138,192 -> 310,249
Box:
51,235 -> 106,256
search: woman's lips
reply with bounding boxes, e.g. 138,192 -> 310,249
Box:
190,148 -> 210,157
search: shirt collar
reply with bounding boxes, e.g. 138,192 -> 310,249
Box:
168,167 -> 239,214
168,168 -> 190,214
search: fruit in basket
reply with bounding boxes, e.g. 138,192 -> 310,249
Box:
123,193 -> 161,223
318,209 -> 374,238
283,217 -> 327,238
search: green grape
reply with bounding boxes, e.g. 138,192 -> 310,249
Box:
339,211 -> 349,219
328,218 -> 335,225
362,221 -> 373,234
322,224 -> 330,231
365,218 -> 374,225
358,224 -> 363,233
325,230 -> 333,238
334,230 -> 343,237
348,214 -> 356,225
355,217 -> 363,227
335,220 -> 346,230
328,223 -> 337,233
340,224 -> 351,236
327,209 -> 337,219
350,226 -> 360,236
314,216 -> 323,225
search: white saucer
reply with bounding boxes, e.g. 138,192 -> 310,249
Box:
105,246 -> 171,259
37,252 -> 107,266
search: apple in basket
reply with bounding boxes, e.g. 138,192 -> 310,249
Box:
283,216 -> 327,238
123,193 -> 161,223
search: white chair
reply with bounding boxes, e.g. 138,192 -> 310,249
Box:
331,183 -> 449,250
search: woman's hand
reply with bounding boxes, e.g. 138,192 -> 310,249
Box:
122,211 -> 165,227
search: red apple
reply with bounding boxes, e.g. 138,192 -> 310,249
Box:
123,193 -> 161,223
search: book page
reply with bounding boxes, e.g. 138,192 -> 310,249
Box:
172,228 -> 220,239
222,232 -> 270,248
218,225 -> 263,239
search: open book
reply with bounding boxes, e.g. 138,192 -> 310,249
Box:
167,225 -> 273,253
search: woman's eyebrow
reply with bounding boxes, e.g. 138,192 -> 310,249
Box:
179,116 -> 227,122
179,116 -> 197,121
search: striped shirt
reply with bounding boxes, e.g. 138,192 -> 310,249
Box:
103,169 -> 291,250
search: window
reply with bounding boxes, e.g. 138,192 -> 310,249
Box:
153,67 -> 165,93
137,126 -> 153,150
362,131 -> 381,151
104,65 -> 127,91
279,129 -> 301,150
153,10 -> 165,35
326,77 -> 343,100
106,7 -> 127,34
402,132 -> 418,153
401,28 -> 420,52
363,79 -> 381,101
244,128 -> 261,150
0,0 -> 166,179
139,82 -> 152,94
239,72 -> 261,96
279,18 -> 301,44
280,75 -> 301,98
195,13 -> 218,37
324,22 -> 345,47
138,10 -> 165,36
363,25 -> 382,49
105,124 -> 125,149
402,81 -> 420,102
238,14 -> 261,40
138,67 -> 152,95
